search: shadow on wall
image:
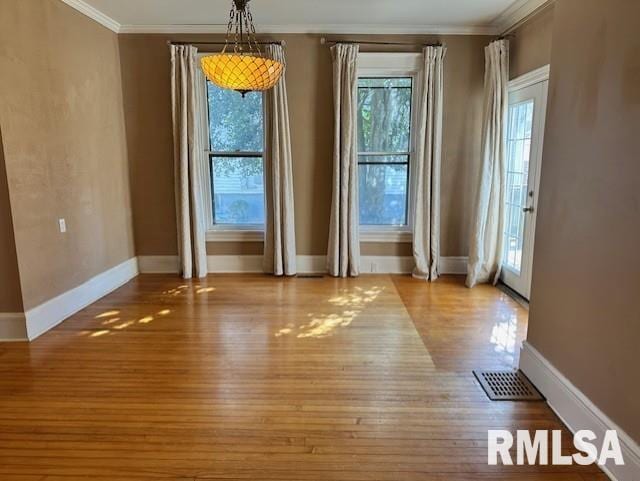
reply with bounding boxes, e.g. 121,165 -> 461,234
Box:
0,124 -> 24,313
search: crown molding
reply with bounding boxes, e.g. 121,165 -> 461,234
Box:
59,0 -> 121,33
493,0 -> 553,34
118,23 -> 498,35
59,0 -> 548,38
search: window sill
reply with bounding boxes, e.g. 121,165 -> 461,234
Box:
360,230 -> 412,243
206,229 -> 264,243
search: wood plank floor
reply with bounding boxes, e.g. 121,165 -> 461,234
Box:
0,274 -> 606,480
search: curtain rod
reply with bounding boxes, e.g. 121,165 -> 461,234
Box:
167,40 -> 286,47
320,38 -> 443,47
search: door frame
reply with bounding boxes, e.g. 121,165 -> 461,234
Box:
501,65 -> 550,299
509,65 -> 550,92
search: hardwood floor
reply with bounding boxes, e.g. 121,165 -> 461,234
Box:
0,274 -> 604,480
393,276 -> 529,371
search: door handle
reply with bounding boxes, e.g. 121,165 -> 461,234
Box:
523,207 -> 535,213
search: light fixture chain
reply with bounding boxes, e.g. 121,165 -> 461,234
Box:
243,9 -> 253,53
234,8 -> 241,53
245,4 -> 261,55
222,4 -> 235,54
241,8 -> 250,53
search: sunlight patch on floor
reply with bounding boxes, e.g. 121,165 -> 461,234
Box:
94,310 -> 120,319
83,308 -> 174,338
83,281 -> 219,339
276,285 -> 384,339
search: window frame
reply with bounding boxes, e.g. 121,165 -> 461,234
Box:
356,53 -> 422,243
197,52 -> 267,243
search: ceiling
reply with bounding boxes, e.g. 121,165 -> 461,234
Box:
61,0 -> 550,34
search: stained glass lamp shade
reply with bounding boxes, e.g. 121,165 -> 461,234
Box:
200,0 -> 283,96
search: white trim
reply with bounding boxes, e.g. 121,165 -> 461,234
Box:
137,255 -> 468,275
138,256 -> 265,274
360,256 -> 414,274
58,0 -> 120,33
357,53 -> 423,73
295,256 -> 327,275
118,23 -> 498,35
509,64 -> 551,91
357,54 -> 422,241
493,0 -> 553,35
360,230 -> 412,243
57,0 -> 551,38
360,256 -> 469,275
24,258 -> 139,341
439,256 -> 469,275
520,342 -> 640,481
206,229 -> 265,242
0,313 -> 28,342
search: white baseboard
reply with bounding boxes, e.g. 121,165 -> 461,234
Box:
296,256 -> 327,274
360,256 -> 414,274
0,313 -> 28,342
520,341 -> 640,481
138,255 -> 468,276
439,256 -> 468,275
138,255 -> 321,274
7,253 -> 465,341
138,255 -> 320,274
24,258 -> 139,341
360,256 -> 468,275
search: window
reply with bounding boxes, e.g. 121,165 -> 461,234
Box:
356,53 -> 420,241
357,77 -> 412,227
205,81 -> 265,234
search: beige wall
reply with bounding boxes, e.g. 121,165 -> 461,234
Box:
119,33 -> 489,258
0,0 -> 135,310
0,127 -> 23,312
510,3 -> 555,79
528,0 -> 640,442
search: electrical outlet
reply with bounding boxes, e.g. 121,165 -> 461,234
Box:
58,218 -> 67,233
370,262 -> 378,273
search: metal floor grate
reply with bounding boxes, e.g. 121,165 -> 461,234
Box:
296,274 -> 325,279
473,370 -> 545,401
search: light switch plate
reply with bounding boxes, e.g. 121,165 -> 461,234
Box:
59,218 -> 67,233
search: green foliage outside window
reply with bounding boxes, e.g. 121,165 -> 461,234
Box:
208,82 -> 264,179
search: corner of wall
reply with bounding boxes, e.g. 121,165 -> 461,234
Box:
508,1 -> 555,79
0,124 -> 25,317
0,1 -> 139,340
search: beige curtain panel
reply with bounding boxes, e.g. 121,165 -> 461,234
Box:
467,39 -> 509,288
170,45 -> 209,279
413,45 -> 447,281
327,43 -> 360,278
263,44 -> 297,276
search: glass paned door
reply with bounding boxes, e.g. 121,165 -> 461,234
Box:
504,100 -> 534,273
501,80 -> 548,299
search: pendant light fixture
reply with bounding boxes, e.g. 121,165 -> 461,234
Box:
200,0 -> 284,97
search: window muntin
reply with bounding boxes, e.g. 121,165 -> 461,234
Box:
357,77 -> 413,227
503,99 -> 535,272
206,82 -> 265,227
